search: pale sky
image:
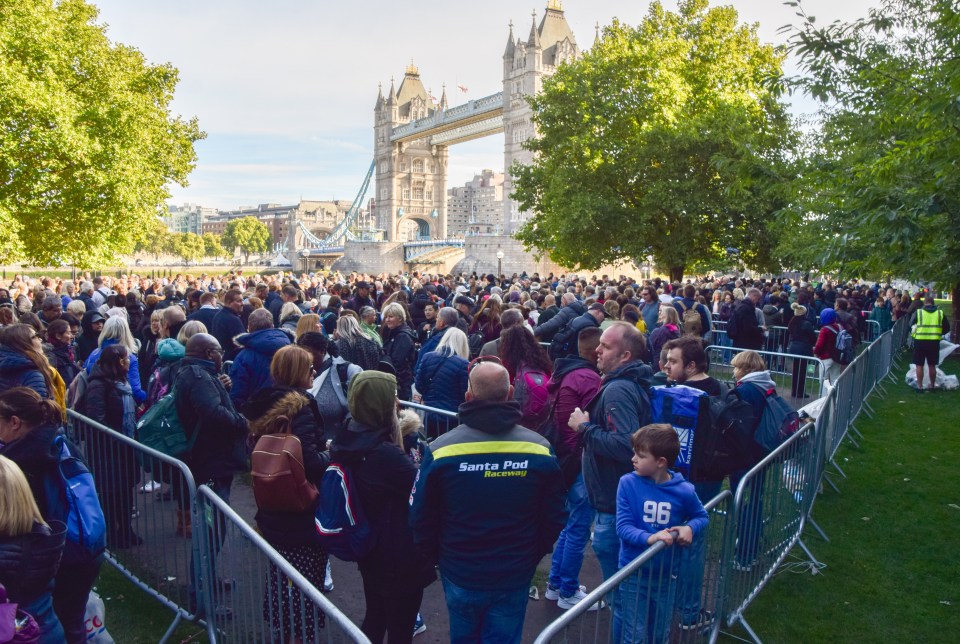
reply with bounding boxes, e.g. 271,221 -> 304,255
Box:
88,0 -> 878,210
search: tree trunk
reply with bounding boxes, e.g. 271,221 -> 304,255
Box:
952,282 -> 959,344
669,266 -> 684,283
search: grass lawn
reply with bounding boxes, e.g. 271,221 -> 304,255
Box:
95,565 -> 207,643
731,355 -> 960,642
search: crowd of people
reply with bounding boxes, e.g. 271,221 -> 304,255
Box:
0,267 -> 947,643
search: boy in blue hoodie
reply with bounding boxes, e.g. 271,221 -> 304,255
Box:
615,423 -> 709,643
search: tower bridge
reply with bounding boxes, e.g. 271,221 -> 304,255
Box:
287,1 -> 580,275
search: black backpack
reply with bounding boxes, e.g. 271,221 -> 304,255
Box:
697,385 -> 759,479
468,331 -> 485,359
549,324 -> 577,361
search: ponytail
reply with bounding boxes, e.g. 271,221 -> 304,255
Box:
0,387 -> 61,428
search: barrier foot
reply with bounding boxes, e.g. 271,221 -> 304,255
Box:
824,473 -> 841,494
738,616 -> 764,644
808,517 -> 831,543
850,425 -> 865,440
831,458 -> 848,479
875,382 -> 889,396
863,401 -> 876,418
159,612 -> 183,644
845,432 -> 861,449
797,537 -> 824,570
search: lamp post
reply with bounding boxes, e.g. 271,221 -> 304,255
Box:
496,249 -> 504,279
300,249 -> 310,275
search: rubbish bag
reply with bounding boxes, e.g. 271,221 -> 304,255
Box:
84,592 -> 114,644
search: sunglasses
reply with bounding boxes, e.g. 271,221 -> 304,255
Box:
467,354 -> 502,374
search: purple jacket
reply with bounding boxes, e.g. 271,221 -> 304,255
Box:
548,356 -> 601,479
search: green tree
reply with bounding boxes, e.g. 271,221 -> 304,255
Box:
202,232 -> 225,260
782,0 -> 960,339
133,217 -> 171,262
172,232 -> 204,264
0,0 -> 204,267
511,0 -> 797,281
222,216 -> 271,263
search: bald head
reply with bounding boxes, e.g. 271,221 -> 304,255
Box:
185,332 -> 221,358
466,362 -> 511,402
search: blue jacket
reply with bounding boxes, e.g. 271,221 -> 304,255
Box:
0,346 -> 48,399
415,349 -> 469,415
83,339 -> 147,403
617,470 -> 708,569
228,328 -> 291,410
409,399 -> 566,591
415,327 -> 447,372
534,301 -> 586,341
581,360 -> 653,514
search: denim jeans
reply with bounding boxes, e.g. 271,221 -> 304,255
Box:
441,577 -> 529,644
22,592 -> 65,644
616,568 -> 678,644
592,510 -> 621,639
548,474 -> 595,597
675,481 -> 721,623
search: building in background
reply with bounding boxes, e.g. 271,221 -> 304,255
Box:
201,200 -> 356,247
165,203 -> 218,235
447,170 -> 504,236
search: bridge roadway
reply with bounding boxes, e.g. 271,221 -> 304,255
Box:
390,92 -> 504,146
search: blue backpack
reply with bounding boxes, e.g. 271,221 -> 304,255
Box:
651,384 -> 711,476
43,435 -> 106,563
314,463 -> 374,562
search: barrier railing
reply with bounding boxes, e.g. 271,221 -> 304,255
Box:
67,410 -> 203,643
722,419 -> 821,641
704,345 -> 827,405
533,491 -> 732,644
194,486 -> 371,643
400,399 -> 459,439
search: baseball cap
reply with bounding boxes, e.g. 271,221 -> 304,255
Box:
588,302 -> 607,317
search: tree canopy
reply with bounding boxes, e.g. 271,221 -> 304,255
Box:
779,0 -> 960,332
202,232 -> 225,260
0,0 -> 204,267
511,0 -> 798,281
172,232 -> 204,263
222,217 -> 271,263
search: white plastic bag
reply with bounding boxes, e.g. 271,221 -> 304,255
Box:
905,367 -> 959,390
84,591 -> 114,644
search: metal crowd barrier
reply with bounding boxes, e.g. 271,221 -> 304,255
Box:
195,486 -> 371,643
704,345 -> 828,405
67,410 -> 203,643
533,491 -> 732,644
864,319 -> 882,343
722,420 -> 821,642
400,399 -> 459,439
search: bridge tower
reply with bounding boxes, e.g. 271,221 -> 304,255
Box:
502,1 -> 578,234
373,65 -> 449,242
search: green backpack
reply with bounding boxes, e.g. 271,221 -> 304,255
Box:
136,385 -> 198,467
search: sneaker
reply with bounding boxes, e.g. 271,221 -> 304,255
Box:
413,614 -> 426,637
323,560 -> 334,592
139,480 -> 161,493
557,589 -> 605,611
679,609 -> 715,632
545,584 -> 585,601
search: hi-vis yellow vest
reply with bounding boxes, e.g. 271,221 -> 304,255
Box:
913,308 -> 943,341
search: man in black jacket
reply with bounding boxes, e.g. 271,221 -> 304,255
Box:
728,288 -> 764,350
534,293 -> 585,342
210,289 -> 245,358
174,333 -> 247,613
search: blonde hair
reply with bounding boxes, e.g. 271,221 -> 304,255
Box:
659,305 -> 679,326
98,316 -> 137,353
436,327 -> 469,359
731,350 -> 766,381
0,456 -> 45,537
270,345 -> 314,389
177,320 -> 207,345
382,302 -> 406,322
296,314 -> 320,339
279,302 -> 301,324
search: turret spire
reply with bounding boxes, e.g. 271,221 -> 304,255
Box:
527,10 -> 541,48
503,20 -> 516,58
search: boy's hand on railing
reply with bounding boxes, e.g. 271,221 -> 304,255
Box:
673,525 -> 693,546
647,529 -> 676,546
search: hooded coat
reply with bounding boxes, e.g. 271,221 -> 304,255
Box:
409,398 -> 566,591
330,372 -> 435,595
247,387 -> 328,548
0,345 -> 48,399
580,360 -> 654,514
0,521 -> 65,606
75,310 -> 102,363
84,338 -> 146,404
547,355 -> 601,483
228,328 -> 291,409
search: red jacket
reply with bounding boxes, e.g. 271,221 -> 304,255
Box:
814,323 -> 840,361
548,356 -> 601,471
